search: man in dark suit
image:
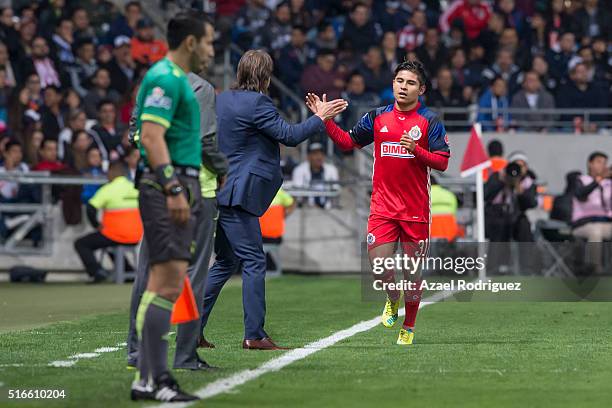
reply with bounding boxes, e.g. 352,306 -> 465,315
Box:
201,50 -> 346,350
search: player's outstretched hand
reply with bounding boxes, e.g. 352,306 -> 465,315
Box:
400,131 -> 416,153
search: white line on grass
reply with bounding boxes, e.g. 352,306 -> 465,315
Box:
153,288 -> 458,408
48,342 -> 126,368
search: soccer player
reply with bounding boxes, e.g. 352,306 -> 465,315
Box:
306,60 -> 450,345
130,11 -> 210,402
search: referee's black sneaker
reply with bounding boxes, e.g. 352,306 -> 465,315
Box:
151,372 -> 199,402
130,379 -> 154,401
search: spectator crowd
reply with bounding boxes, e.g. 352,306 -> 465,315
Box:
222,0 -> 610,131
0,0 -> 161,243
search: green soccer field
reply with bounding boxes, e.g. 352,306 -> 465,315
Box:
1,276 -> 611,408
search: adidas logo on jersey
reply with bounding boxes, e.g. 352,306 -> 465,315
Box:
381,142 -> 415,158
380,125 -> 389,133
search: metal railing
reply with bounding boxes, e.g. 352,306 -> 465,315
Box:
0,172 -> 105,255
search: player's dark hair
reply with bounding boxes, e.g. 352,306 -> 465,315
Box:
166,10 -> 211,51
588,151 -> 608,163
394,59 -> 427,86
233,49 -> 273,93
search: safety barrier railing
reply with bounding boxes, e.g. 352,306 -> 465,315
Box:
0,172 -> 105,255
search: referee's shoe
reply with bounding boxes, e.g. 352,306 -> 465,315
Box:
130,372 -> 199,402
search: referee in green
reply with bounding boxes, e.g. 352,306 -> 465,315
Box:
130,11 -> 211,403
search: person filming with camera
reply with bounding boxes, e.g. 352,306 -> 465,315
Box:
484,151 -> 538,242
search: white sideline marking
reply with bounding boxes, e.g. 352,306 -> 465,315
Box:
48,342 -> 126,368
49,360 -> 76,368
0,364 -> 24,368
69,353 -> 100,359
94,347 -> 120,353
153,289 -> 457,408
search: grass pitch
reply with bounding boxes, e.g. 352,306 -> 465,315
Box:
1,276 -> 611,407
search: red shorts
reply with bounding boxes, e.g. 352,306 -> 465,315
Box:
367,214 -> 430,256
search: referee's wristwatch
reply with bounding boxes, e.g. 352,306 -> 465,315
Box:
165,183 -> 184,196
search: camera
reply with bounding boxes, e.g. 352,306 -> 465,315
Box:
505,161 -> 522,181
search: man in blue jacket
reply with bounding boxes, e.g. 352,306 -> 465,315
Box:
201,49 -> 347,350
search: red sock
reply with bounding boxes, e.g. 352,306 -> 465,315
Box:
403,280 -> 423,329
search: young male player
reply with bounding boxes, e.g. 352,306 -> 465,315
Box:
306,60 -> 450,345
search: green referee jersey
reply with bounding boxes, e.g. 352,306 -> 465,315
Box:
135,58 -> 201,168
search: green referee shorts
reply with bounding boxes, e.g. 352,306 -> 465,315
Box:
138,174 -> 202,265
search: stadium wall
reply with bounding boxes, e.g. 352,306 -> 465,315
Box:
0,133 -> 610,275
443,132 -> 612,194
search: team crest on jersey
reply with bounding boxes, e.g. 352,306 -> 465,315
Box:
367,233 -> 376,245
409,125 -> 422,141
144,87 -> 172,109
381,142 -> 415,158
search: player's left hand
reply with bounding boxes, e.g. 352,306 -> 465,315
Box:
400,132 -> 416,153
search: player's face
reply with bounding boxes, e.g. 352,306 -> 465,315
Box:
192,23 -> 215,73
393,70 -> 424,108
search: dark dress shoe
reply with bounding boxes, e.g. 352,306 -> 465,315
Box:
198,337 -> 215,349
193,357 -> 219,371
242,337 -> 290,350
175,357 -> 219,371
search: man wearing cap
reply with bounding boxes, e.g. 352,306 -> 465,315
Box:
105,35 -> 136,96
131,17 -> 168,67
291,142 -> 339,209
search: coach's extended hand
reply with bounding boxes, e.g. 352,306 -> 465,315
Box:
305,93 -> 348,121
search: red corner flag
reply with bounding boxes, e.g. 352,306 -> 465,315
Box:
170,276 -> 199,324
460,124 -> 491,178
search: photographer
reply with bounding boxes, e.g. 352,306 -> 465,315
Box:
484,151 -> 538,242
571,152 -> 612,274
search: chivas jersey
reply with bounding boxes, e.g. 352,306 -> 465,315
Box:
348,103 -> 450,223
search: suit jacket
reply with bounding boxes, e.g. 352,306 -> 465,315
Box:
216,90 -> 324,216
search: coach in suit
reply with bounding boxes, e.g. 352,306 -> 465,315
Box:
200,50 -> 347,350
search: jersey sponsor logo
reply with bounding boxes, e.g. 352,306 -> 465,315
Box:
144,87 -> 172,109
380,125 -> 389,133
381,142 -> 415,158
367,233 -> 376,245
409,125 -> 422,140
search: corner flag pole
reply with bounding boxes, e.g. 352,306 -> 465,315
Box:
474,124 -> 487,280
459,123 -> 490,280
